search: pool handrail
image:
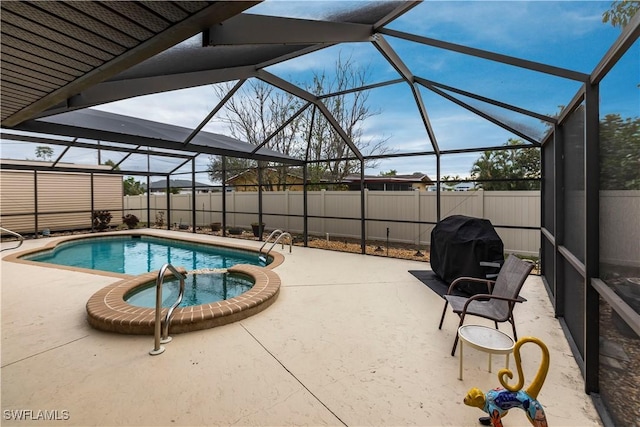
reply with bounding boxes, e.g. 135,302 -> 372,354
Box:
0,227 -> 24,252
259,229 -> 285,254
150,263 -> 186,356
259,230 -> 292,263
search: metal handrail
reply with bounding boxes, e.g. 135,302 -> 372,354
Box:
259,229 -> 284,254
149,263 -> 186,356
0,227 -> 24,252
259,231 -> 292,263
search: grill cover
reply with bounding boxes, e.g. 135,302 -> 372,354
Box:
430,215 -> 504,295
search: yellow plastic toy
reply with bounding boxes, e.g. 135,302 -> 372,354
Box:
463,336 -> 550,427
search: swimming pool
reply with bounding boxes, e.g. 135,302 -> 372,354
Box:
8,231 -> 285,335
23,234 -> 268,275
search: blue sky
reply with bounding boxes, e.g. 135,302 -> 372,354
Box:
2,1 -> 637,183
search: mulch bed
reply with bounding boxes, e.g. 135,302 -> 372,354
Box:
213,230 -> 430,262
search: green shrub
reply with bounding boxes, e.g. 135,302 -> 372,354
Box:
122,214 -> 140,229
93,210 -> 112,231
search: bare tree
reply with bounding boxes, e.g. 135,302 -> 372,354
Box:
207,80 -> 305,190
304,54 -> 392,185
207,53 -> 393,189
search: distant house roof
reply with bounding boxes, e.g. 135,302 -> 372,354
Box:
342,173 -> 432,184
225,168 -> 303,183
223,169 -> 433,188
147,179 -> 217,191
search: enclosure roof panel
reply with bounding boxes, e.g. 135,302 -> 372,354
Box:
0,158 -> 114,171
14,109 -> 302,165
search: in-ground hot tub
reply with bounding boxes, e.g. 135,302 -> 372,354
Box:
86,264 -> 281,334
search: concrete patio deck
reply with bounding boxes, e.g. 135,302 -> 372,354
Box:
1,230 -> 601,426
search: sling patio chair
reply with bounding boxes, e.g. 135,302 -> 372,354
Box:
438,254 -> 535,356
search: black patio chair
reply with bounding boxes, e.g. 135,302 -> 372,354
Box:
438,254 -> 534,356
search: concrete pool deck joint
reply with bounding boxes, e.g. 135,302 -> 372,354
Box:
86,264 -> 281,334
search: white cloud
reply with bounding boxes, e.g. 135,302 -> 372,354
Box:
391,1 -> 615,69
94,86 -> 224,129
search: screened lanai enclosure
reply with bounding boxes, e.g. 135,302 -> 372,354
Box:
0,1 -> 638,425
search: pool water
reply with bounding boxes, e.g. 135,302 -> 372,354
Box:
25,235 -> 266,275
125,272 -> 253,308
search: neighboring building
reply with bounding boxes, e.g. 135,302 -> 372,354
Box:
147,179 -> 220,194
427,182 -> 475,191
224,170 -> 434,191
342,173 -> 433,191
225,168 -> 304,191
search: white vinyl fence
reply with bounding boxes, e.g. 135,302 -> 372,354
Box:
125,190 -> 542,256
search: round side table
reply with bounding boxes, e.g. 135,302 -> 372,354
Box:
457,324 -> 515,380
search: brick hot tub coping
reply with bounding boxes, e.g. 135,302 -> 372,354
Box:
86,264 -> 281,334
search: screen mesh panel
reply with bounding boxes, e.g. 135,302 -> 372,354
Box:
542,238 -> 555,297
562,105 -> 585,264
563,259 -> 585,357
542,135 -> 555,235
598,297 -> 640,427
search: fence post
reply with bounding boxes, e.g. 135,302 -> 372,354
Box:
231,190 -> 236,228
284,190 -> 290,232
414,189 -> 420,246
321,189 -> 326,235
364,188 -> 369,243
